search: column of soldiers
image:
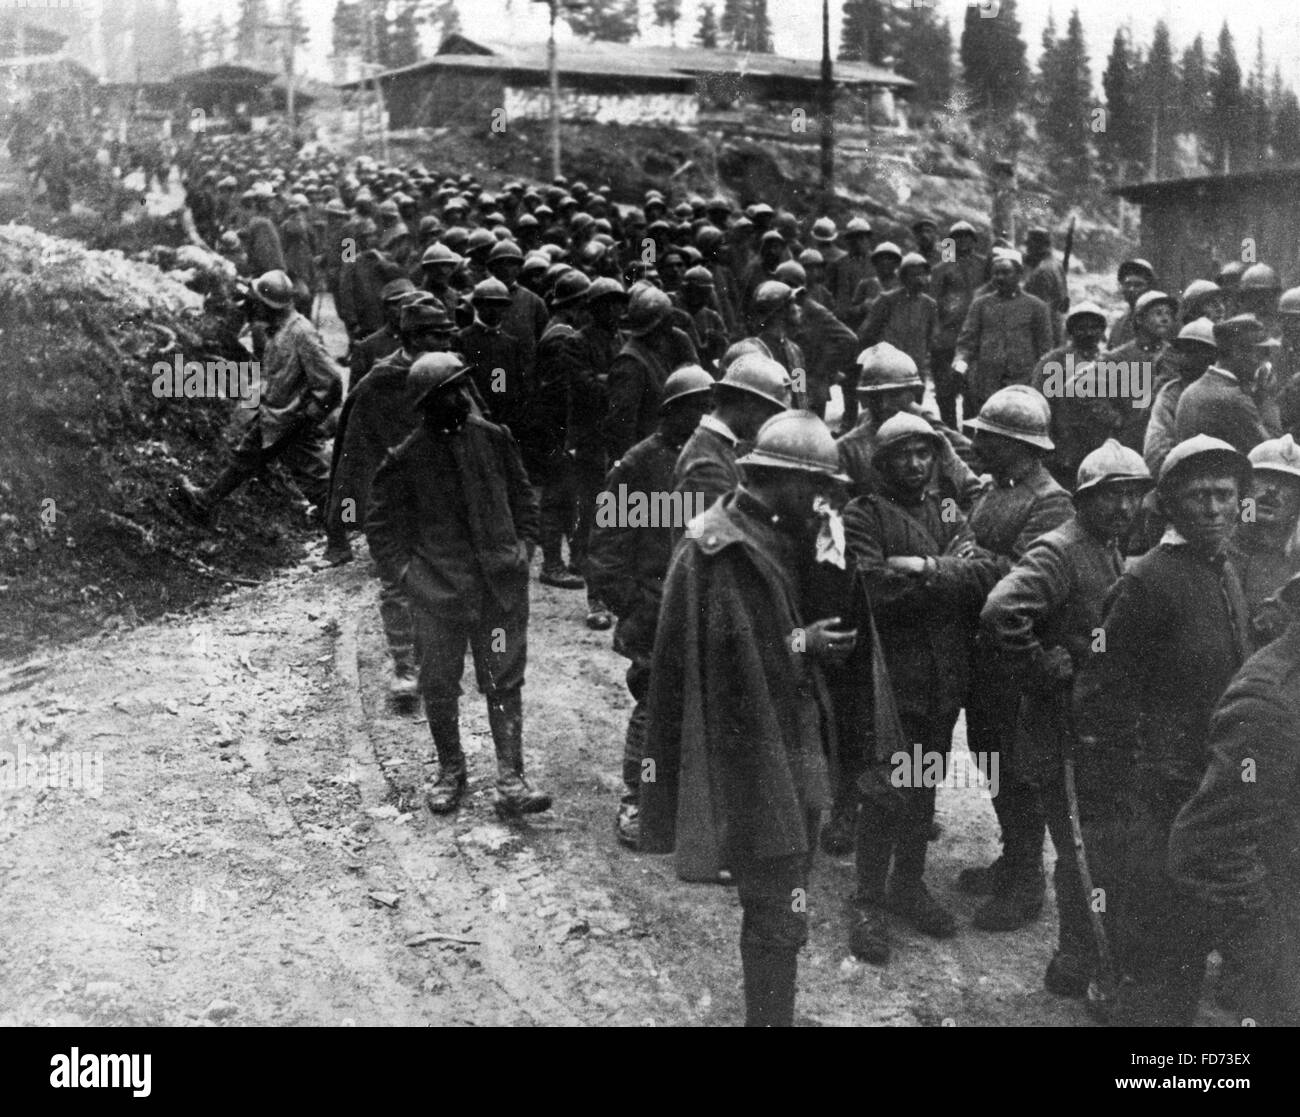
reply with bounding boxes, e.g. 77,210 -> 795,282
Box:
163,141 -> 1300,1027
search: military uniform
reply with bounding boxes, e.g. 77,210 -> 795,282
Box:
955,290 -> 1054,414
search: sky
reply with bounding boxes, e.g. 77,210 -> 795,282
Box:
164,0 -> 1299,89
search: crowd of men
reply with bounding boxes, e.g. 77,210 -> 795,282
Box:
155,135 -> 1300,1028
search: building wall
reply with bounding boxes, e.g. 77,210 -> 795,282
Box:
503,84 -> 697,127
1138,180 -> 1300,291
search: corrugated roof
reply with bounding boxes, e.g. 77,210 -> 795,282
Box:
338,34 -> 912,91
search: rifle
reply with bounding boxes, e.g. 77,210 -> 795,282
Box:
1059,216 -> 1076,313
1057,689 -> 1119,1019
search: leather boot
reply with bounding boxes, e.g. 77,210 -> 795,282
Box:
488,692 -> 552,816
172,465 -> 245,524
741,943 -> 798,1027
388,647 -> 419,705
425,703 -> 466,814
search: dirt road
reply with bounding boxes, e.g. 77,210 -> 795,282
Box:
0,531 -> 1124,1028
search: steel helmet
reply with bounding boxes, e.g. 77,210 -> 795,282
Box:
737,410 -> 849,481
1214,313 -> 1281,351
217,230 -> 242,251
1248,433 -> 1300,480
1065,301 -> 1108,330
399,297 -> 453,333
1279,286 -> 1300,316
421,242 -> 462,267
844,217 -> 872,237
798,248 -> 825,268
1158,434 -> 1252,492
471,277 -> 513,305
550,270 -> 592,307
683,265 -> 715,289
1075,438 -> 1153,495
252,269 -> 295,309
487,239 -> 524,263
696,226 -> 724,252
1117,258 -> 1155,283
409,352 -> 471,404
752,280 -> 797,316
1133,290 -> 1177,318
660,365 -> 715,409
871,411 -> 944,465
811,217 -> 838,242
855,342 -> 922,393
1240,263 -> 1281,292
949,220 -> 977,238
965,385 -> 1054,451
1172,317 -> 1218,351
464,227 -> 496,255
870,241 -> 903,260
521,252 -> 551,275
899,251 -> 931,273
377,198 -> 400,218
380,277 -> 416,303
771,263 -> 807,292
721,338 -> 768,370
624,285 -> 673,336
1180,278 -> 1221,308
718,353 -> 793,409
587,276 -> 629,302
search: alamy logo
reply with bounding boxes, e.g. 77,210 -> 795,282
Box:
0,742 -> 103,798
152,354 -> 261,409
1038,353 -> 1152,411
50,1048 -> 150,1097
594,486 -> 706,529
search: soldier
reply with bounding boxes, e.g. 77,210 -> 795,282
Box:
678,266 -> 730,377
773,261 -> 857,419
376,198 -> 413,268
952,251 -> 1054,416
337,218 -> 403,343
980,439 -> 1153,996
365,352 -> 549,818
748,281 -> 807,406
837,343 -> 982,508
1030,301 -> 1107,394
1109,258 -> 1156,349
1237,263 -> 1282,336
349,278 -> 414,393
1231,434 -> 1300,643
696,225 -> 741,338
1022,227 -> 1068,343
174,270 -> 348,558
241,182 -> 287,276
328,299 -> 456,699
673,353 -> 791,520
417,242 -> 466,323
605,285 -> 693,461
1143,317 -> 1219,477
740,230 -> 790,322
588,367 -> 716,848
931,221 -> 987,430
1174,314 -> 1277,453
280,192 -> 318,317
1169,569 -> 1300,1026
534,271 -> 593,591
844,412 -> 1001,964
641,411 -> 855,1027
957,387 -> 1074,930
1075,435 -> 1254,1025
488,240 -> 549,372
1103,289 -> 1176,452
810,217 -> 846,276
911,218 -> 942,267
845,242 -> 903,333
1179,278 -> 1228,325
856,252 -> 938,388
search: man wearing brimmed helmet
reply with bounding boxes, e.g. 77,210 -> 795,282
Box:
676,265 -> 730,377
606,283 -> 698,460
1170,567 -> 1300,1026
957,386 -> 1074,931
1030,301 -> 1108,396
745,280 -> 807,407
1143,317 -> 1219,477
533,270 -> 594,592
857,252 -> 938,388
588,366 -> 715,851
242,181 -> 287,277
279,192 -> 317,315
1110,258 -> 1156,349
338,217 -> 406,342
488,239 -> 549,373
839,412 -> 1001,965
838,343 -> 983,509
981,439 -> 1152,998
366,352 -> 549,819
828,217 -> 874,328
1075,435 -> 1254,1025
952,251 -> 1054,416
1174,314 -> 1277,453
931,221 -> 987,429
1276,287 -> 1300,434
1102,288 -> 1177,451
672,353 -> 791,532
328,296 -> 455,700
173,269 -> 349,563
1229,434 -> 1300,643
772,261 -> 858,419
349,278 -> 415,391
642,410 -> 855,1026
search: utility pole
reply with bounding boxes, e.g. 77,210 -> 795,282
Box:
819,0 -> 833,198
362,0 -> 390,162
533,0 -> 562,181
263,20 -> 298,132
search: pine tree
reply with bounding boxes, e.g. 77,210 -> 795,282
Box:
1180,34 -> 1210,166
1243,32 -> 1272,164
566,0 -> 639,44
1273,87 -> 1300,163
1209,22 -> 1244,172
654,0 -> 682,45
959,0 -> 1027,117
893,8 -> 952,109
235,0 -> 272,69
1100,29 -> 1141,177
1138,20 -> 1179,178
1036,9 -> 1058,109
1038,8 -> 1092,192
720,0 -> 770,53
751,0 -> 773,52
331,1 -> 365,61
388,1 -> 422,67
696,1 -> 719,49
838,0 -> 889,66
